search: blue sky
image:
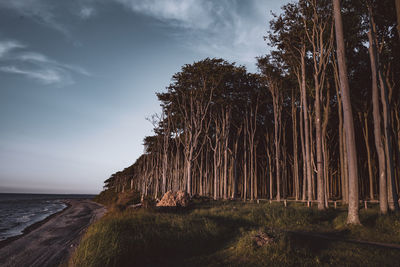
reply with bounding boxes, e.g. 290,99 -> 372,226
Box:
0,0 -> 287,194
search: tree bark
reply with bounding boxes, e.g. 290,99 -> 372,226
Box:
322,87 -> 330,208
378,71 -> 399,211
292,88 -> 300,201
300,46 -> 313,205
315,70 -> 325,210
359,111 -> 375,200
333,0 -> 360,224
300,94 -> 307,201
368,29 -> 388,214
396,0 -> 400,40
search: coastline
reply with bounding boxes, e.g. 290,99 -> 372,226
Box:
0,200 -> 72,249
0,199 -> 106,267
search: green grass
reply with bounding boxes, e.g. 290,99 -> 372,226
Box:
70,201 -> 400,267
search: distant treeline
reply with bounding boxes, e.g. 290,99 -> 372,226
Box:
102,0 -> 400,223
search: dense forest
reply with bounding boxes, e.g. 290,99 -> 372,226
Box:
101,0 -> 400,224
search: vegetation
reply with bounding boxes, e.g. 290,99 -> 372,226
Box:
70,202 -> 400,266
103,0 -> 400,224
84,1 -> 400,265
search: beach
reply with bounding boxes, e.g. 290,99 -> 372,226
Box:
0,199 -> 106,267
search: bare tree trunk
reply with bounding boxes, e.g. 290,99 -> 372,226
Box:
209,119 -> 221,200
333,60 -> 347,204
314,71 -> 325,210
272,91 -> 281,201
266,133 -> 273,200
333,0 -> 360,224
292,88 -> 300,200
162,110 -> 171,195
269,151 -> 273,200
300,92 -> 307,201
222,108 -> 231,200
359,111 -> 375,200
254,144 -> 258,199
368,29 -> 388,214
396,0 -> 400,40
243,123 -> 248,201
322,88 -> 330,208
301,46 -> 313,205
378,72 -> 399,211
395,105 -> 400,193
232,125 -> 242,199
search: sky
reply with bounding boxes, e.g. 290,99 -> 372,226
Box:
0,0 -> 288,194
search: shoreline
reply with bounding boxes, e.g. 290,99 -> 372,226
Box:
0,199 -> 106,267
0,200 -> 72,249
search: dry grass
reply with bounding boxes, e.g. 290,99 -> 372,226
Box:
69,201 -> 400,267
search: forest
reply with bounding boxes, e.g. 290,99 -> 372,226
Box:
101,0 -> 400,225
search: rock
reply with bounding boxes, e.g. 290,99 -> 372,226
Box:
253,232 -> 275,247
156,191 -> 177,207
156,190 -> 191,207
175,190 -> 190,207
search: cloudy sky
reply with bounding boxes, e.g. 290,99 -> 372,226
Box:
0,0 -> 287,194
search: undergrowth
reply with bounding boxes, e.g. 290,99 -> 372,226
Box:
70,201 -> 400,267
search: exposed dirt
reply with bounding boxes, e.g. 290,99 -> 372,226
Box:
0,199 -> 106,267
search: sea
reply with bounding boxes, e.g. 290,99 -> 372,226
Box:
0,193 -> 95,241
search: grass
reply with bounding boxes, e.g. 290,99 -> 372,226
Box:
69,200 -> 400,267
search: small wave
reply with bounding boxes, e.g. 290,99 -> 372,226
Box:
16,215 -> 33,223
0,195 -> 68,242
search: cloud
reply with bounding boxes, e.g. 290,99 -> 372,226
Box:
115,0 -> 214,29
0,0 -> 284,71
0,0 -> 69,36
112,0 -> 282,71
17,51 -> 91,76
0,40 -> 90,86
0,40 -> 25,58
0,0 -> 97,36
79,6 -> 95,19
0,66 -> 63,84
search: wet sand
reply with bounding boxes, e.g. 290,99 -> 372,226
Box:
0,199 -> 106,267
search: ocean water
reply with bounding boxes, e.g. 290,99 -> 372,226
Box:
0,193 -> 94,241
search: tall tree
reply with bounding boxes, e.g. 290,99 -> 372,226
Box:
333,0 -> 360,224
396,0 -> 400,39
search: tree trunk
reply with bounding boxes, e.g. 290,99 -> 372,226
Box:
378,71 -> 399,211
333,0 -> 360,224
300,92 -> 307,201
301,46 -> 313,205
292,88 -> 300,201
274,97 -> 281,201
360,112 -> 375,200
368,29 -> 388,214
243,122 -> 248,201
322,87 -> 330,208
315,71 -> 325,210
396,0 -> 400,40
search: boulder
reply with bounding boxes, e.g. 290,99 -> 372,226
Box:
156,190 -> 190,207
156,191 -> 176,207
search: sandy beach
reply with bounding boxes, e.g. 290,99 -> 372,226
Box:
0,199 -> 106,267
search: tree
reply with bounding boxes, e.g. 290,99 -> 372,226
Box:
333,0 -> 360,223
258,56 -> 283,201
396,0 -> 400,39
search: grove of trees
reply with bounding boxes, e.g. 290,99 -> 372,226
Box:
102,0 -> 400,224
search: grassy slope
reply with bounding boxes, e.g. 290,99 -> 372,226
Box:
70,201 -> 400,267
